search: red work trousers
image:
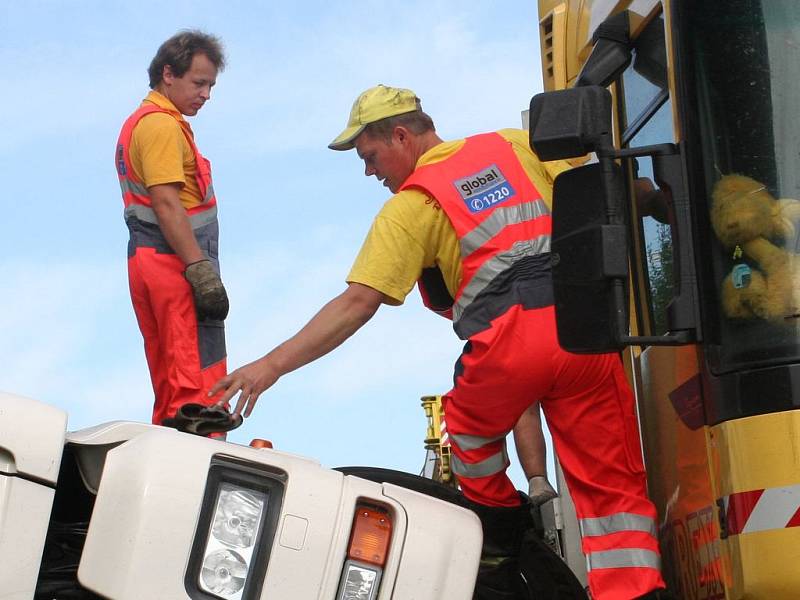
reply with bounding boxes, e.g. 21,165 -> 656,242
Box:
444,304 -> 665,599
128,247 -> 227,425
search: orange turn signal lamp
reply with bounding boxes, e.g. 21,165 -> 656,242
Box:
347,503 -> 392,566
249,439 -> 273,449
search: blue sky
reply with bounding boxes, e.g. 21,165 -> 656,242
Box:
0,1 -> 552,486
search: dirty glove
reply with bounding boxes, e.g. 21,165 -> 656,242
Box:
528,475 -> 557,506
162,403 -> 242,436
184,259 -> 229,321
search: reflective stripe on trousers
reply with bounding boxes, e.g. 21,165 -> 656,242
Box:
449,433 -> 510,479
580,512 -> 661,573
443,304 -> 667,597
581,512 -> 658,538
587,548 -> 662,571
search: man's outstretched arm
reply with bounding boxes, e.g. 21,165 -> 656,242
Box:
210,282 -> 386,417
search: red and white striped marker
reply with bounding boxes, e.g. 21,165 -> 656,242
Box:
722,483 -> 800,536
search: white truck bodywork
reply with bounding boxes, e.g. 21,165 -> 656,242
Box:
0,392 -> 482,600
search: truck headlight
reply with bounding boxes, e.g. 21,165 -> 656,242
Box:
211,484 -> 265,548
199,482 -> 267,598
188,457 -> 285,600
201,548 -> 248,595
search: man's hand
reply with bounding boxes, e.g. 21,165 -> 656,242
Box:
634,177 -> 671,224
185,259 -> 230,321
209,282 -> 385,420
209,356 -> 279,417
528,475 -> 558,506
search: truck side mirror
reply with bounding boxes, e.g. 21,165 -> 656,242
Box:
551,164 -> 628,352
529,86 -> 613,161
529,10 -> 699,352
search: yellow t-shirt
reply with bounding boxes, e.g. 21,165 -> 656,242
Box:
347,129 -> 572,305
129,91 -> 203,210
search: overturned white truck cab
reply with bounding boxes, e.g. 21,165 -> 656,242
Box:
0,392 -> 482,600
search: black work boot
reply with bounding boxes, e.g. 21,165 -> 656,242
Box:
468,493 -> 534,600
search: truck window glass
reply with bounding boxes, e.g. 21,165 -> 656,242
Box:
618,13 -> 675,336
684,2 -> 800,372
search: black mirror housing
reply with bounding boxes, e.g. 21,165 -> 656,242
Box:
550,145 -> 699,351
550,163 -> 628,352
574,11 -> 632,88
574,38 -> 633,88
529,86 -> 613,161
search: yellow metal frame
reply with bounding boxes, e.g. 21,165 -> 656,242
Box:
539,3 -> 568,91
711,412 -> 800,596
420,395 -> 456,486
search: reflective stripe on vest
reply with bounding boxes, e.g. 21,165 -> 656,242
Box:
118,176 -> 215,206
579,512 -> 658,538
116,103 -> 218,253
116,103 -> 217,214
459,199 -> 550,256
586,548 -> 662,571
118,176 -> 149,198
124,203 -> 219,231
400,132 -> 552,339
450,444 -> 510,479
452,234 -> 551,323
203,181 -> 215,204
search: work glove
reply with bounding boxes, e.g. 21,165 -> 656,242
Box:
184,259 -> 230,321
162,403 -> 243,436
528,475 -> 558,506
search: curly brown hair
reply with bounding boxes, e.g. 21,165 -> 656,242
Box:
148,30 -> 226,89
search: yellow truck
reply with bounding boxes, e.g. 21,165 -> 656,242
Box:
532,1 -> 800,598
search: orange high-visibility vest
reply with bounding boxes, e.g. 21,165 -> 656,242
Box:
115,104 -> 219,255
401,132 -> 553,339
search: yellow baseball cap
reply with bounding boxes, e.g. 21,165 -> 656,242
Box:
328,84 -> 419,151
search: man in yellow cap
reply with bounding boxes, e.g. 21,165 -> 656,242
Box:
211,84 -> 668,600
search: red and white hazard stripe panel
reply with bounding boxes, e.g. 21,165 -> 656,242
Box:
722,483 -> 800,536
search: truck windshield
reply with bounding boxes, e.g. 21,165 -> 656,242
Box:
683,2 -> 800,373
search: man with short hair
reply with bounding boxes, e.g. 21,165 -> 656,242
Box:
115,30 -> 229,426
211,85 -> 668,600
